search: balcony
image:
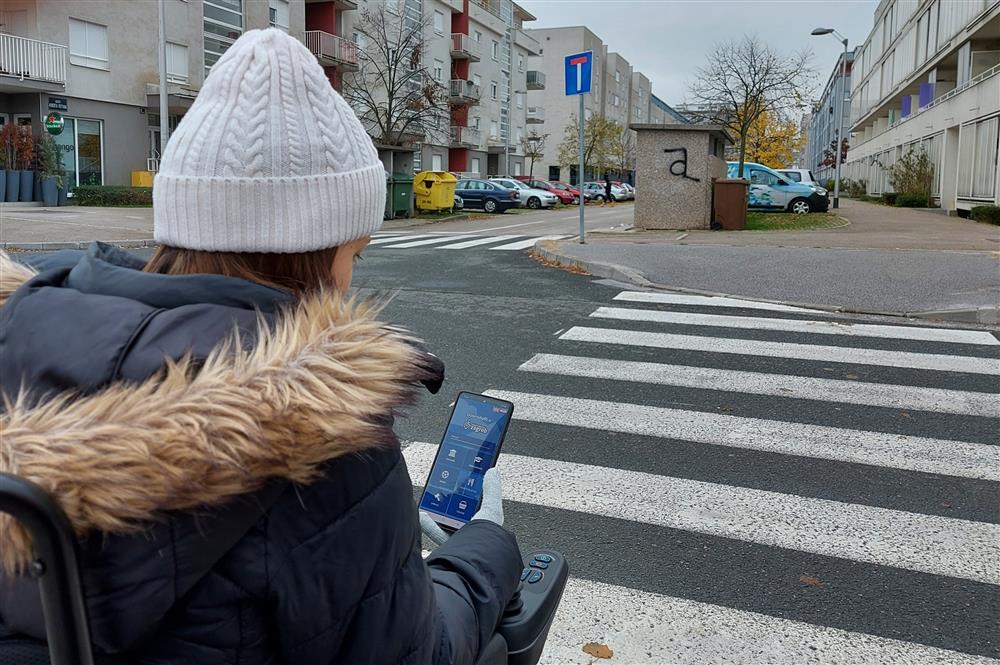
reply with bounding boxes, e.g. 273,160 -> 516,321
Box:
514,30 -> 540,56
0,33 -> 67,92
526,70 -> 545,90
304,31 -> 359,71
450,33 -> 481,62
526,106 -> 545,124
305,0 -> 357,9
450,126 -> 482,148
449,79 -> 481,105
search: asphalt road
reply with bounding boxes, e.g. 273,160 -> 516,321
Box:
13,243 -> 1000,664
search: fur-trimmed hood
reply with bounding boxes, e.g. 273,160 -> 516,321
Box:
0,250 -> 441,573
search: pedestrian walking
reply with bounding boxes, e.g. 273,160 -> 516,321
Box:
603,175 -> 614,207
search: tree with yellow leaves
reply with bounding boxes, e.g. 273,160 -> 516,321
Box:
740,111 -> 804,168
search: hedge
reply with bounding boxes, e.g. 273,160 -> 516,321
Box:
894,193 -> 931,207
71,185 -> 153,206
881,192 -> 898,205
970,205 -> 1000,225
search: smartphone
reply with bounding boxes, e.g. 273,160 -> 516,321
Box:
419,392 -> 514,531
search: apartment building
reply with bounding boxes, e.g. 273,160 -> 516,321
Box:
649,94 -> 690,125
524,26 -> 674,184
804,48 -> 856,183
0,1 -> 311,187
844,0 -> 999,211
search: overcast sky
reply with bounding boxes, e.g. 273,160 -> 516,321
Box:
520,0 -> 879,104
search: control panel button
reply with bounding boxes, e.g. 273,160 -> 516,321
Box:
520,568 -> 530,581
533,554 -> 554,563
529,560 -> 549,570
527,570 -> 543,584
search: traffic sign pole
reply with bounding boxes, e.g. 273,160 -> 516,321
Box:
565,50 -> 592,244
578,93 -> 585,244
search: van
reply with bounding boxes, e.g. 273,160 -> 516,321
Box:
727,162 -> 829,214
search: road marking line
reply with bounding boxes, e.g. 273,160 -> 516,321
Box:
519,353 -> 1000,418
592,306 -> 1000,346
486,390 -> 1000,481
490,235 -> 570,250
614,291 -> 825,313
561,326 -> 1000,376
541,578 -> 998,665
379,235 -> 479,248
471,218 -> 573,232
405,441 -> 1000,584
437,235 -> 523,249
368,234 -> 435,245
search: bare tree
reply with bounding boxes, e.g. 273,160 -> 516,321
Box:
688,35 -> 814,175
342,7 -> 448,147
520,130 -> 548,178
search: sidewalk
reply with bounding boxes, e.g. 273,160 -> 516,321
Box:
536,199 -> 1000,323
0,205 -> 155,248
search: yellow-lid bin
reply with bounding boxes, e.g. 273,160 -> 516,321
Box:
413,171 -> 458,212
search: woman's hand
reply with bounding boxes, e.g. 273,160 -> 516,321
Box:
419,467 -> 505,547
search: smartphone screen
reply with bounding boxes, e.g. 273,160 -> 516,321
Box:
419,392 -> 513,531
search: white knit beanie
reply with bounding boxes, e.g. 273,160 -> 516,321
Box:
153,29 -> 385,253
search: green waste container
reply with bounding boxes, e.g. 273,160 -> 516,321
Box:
413,171 -> 458,212
385,172 -> 413,219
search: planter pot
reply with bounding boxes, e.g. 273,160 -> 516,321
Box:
0,170 -> 6,203
19,169 -> 33,202
5,170 -> 21,202
41,176 -> 59,207
57,182 -> 69,206
33,172 -> 43,202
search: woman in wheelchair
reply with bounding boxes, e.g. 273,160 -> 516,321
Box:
0,29 -> 522,664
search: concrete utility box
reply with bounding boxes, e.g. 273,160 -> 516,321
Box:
630,124 -> 733,230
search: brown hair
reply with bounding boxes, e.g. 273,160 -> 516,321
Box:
144,245 -> 340,295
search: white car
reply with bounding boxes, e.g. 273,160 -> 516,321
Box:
489,177 -> 559,209
777,169 -> 820,186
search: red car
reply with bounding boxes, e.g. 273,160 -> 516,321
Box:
513,177 -> 576,205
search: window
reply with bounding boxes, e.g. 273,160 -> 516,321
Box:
516,92 -> 523,109
433,10 -> 444,34
473,74 -> 482,87
54,117 -> 104,187
612,94 -> 619,107
749,169 -> 779,186
68,18 -> 108,69
204,0 -> 242,75
268,0 -> 289,32
471,157 -> 481,173
473,116 -> 481,129
492,40 -> 498,60
490,120 -> 498,138
432,154 -> 443,171
166,42 -> 189,83
475,31 -> 482,42
518,55 -> 524,72
490,81 -> 498,100
784,171 -> 802,182
614,70 -> 620,82
513,162 -> 521,176
516,127 -> 523,142
434,59 -> 444,82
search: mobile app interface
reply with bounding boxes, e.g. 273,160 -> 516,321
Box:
420,394 -> 511,528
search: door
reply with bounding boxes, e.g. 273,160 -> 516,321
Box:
748,167 -> 783,209
462,180 -> 484,208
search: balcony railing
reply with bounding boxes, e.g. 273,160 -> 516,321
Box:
450,33 -> 481,61
450,126 -> 481,147
526,70 -> 545,90
449,79 -> 481,104
304,31 -> 359,71
0,33 -> 67,86
526,106 -> 545,124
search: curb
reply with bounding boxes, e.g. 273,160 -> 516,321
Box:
383,213 -> 469,230
1,239 -> 157,251
533,240 -> 1000,327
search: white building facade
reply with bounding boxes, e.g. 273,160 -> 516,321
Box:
844,0 -> 999,212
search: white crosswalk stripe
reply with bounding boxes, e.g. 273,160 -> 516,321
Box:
412,289 -> 1000,662
488,235 -> 571,250
378,235 -> 480,248
367,233 -> 564,250
437,234 -> 523,249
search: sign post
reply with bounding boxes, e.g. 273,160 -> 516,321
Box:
565,51 -> 592,244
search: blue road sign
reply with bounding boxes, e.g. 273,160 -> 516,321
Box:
565,51 -> 593,96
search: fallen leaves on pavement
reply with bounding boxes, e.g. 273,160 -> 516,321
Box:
799,575 -> 824,588
583,642 -> 614,659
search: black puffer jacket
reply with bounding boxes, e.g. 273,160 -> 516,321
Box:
0,243 -> 522,664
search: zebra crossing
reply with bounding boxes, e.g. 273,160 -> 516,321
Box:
407,289 -> 1000,664
370,231 -> 571,250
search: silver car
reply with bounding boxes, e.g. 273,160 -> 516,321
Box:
489,178 -> 559,209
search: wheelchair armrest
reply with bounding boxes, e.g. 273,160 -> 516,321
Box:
497,550 -> 568,665
0,473 -> 95,665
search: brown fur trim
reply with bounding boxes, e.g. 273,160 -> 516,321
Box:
1,289 -> 435,572
0,252 -> 36,307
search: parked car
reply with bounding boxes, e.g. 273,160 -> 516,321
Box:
612,182 -> 635,200
513,177 -> 576,205
489,177 -> 560,209
728,162 -> 829,213
777,168 -> 820,185
453,193 -> 464,210
547,180 -> 589,204
584,181 -> 629,202
454,178 -> 519,213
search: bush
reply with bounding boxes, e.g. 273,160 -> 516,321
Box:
881,192 -> 898,205
71,185 -> 152,206
841,178 -> 868,198
823,179 -> 835,191
895,193 -> 931,208
888,148 -> 934,201
859,194 -> 881,204
970,205 -> 1000,225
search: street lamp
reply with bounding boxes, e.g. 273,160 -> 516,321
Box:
811,27 -> 849,209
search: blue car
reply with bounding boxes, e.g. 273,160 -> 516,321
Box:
727,162 -> 829,214
454,179 -> 520,213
